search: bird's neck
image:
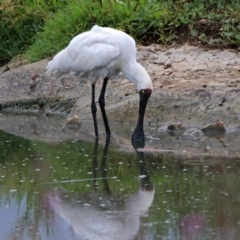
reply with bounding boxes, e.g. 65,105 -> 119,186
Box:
122,62 -> 152,91
132,91 -> 150,143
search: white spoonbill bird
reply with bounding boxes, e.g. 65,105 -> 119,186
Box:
46,25 -> 153,141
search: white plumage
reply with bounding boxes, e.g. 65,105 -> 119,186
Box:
46,25 -> 152,90
46,25 -> 153,139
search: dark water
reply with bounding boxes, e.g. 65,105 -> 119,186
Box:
0,114 -> 240,239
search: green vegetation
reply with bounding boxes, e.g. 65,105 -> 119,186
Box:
0,0 -> 67,66
1,0 -> 240,65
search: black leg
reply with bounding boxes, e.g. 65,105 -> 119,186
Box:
98,77 -> 111,136
91,84 -> 98,138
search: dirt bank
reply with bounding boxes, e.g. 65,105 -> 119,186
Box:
1,44 -> 240,132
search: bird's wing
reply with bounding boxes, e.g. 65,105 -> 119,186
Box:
47,30 -> 120,76
68,31 -> 120,72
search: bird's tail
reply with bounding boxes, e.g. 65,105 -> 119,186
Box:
46,50 -> 67,79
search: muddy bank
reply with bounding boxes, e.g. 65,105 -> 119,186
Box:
0,112 -> 239,160
1,44 -> 240,131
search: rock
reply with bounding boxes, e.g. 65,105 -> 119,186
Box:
144,132 -> 160,140
167,122 -> 186,131
158,125 -> 168,132
164,62 -> 172,69
184,128 -> 203,139
201,120 -> 226,132
1,45 -> 240,128
43,111 -> 51,117
64,115 -> 81,126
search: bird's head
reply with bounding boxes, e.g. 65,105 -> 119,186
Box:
139,88 -> 152,100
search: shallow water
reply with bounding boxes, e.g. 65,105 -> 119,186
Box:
0,113 -> 240,239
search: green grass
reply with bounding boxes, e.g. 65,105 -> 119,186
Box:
1,0 -> 240,66
0,0 -> 67,66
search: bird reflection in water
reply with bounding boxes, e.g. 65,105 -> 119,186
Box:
47,136 -> 154,240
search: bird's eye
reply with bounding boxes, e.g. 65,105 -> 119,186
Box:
142,90 -> 145,94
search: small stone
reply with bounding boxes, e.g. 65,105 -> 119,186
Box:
64,85 -> 72,90
164,63 -> 172,69
167,122 -> 186,131
64,115 -> 81,126
201,120 -> 226,132
158,126 -> 168,132
184,128 -> 203,139
165,52 -> 172,56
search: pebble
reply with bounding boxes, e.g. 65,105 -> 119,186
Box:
201,120 -> 226,132
167,122 -> 186,131
64,115 -> 81,126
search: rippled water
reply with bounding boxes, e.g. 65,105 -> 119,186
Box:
0,113 -> 240,239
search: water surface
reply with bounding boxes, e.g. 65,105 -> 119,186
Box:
0,113 -> 240,239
